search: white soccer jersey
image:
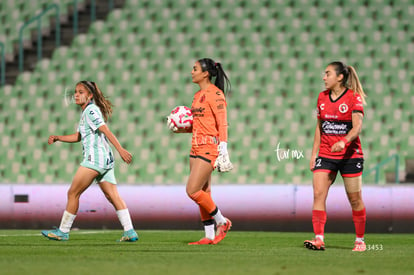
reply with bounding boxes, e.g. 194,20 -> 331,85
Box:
78,103 -> 114,169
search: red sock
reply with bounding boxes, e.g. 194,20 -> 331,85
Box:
312,210 -> 327,236
189,190 -> 216,214
352,208 -> 366,238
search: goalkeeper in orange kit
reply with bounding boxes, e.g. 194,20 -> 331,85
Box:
167,58 -> 233,245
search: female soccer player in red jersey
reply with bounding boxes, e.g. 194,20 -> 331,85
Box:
304,61 -> 368,252
167,58 -> 233,245
41,81 -> 138,242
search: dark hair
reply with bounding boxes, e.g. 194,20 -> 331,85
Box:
329,61 -> 350,87
328,61 -> 367,105
78,81 -> 114,121
198,58 -> 231,96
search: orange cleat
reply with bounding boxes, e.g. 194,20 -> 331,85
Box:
352,241 -> 366,252
212,218 -> 232,244
304,237 -> 325,250
188,237 -> 214,245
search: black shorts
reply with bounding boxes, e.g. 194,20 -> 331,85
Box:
313,157 -> 364,177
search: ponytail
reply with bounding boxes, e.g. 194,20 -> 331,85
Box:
347,65 -> 367,105
78,81 -> 113,121
198,58 -> 231,96
329,61 -> 367,105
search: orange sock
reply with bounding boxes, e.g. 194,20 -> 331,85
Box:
199,192 -> 213,221
189,190 -> 216,214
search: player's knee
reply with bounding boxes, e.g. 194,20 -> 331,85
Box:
187,189 -> 195,199
313,189 -> 327,201
67,188 -> 81,200
349,198 -> 362,209
104,193 -> 113,204
187,189 -> 201,201
186,185 -> 197,197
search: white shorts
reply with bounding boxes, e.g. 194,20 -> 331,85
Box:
80,161 -> 117,185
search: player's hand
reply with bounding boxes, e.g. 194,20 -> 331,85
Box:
167,115 -> 178,132
331,140 -> 346,152
48,135 -> 59,144
310,158 -> 316,171
214,154 -> 233,172
119,148 -> 133,164
214,142 -> 233,172
167,116 -> 191,133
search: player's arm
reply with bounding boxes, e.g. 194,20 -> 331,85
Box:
342,111 -> 363,144
209,93 -> 228,142
48,133 -> 81,144
310,119 -> 321,171
98,124 -> 132,164
331,112 -> 363,152
210,92 -> 233,172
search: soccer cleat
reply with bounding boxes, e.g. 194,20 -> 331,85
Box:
212,218 -> 232,244
188,237 -> 214,245
41,228 -> 69,241
304,238 -> 325,250
118,229 -> 139,242
352,241 -> 366,252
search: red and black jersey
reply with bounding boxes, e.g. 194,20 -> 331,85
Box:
316,89 -> 364,159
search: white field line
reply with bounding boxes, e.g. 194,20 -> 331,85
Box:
0,231 -> 113,237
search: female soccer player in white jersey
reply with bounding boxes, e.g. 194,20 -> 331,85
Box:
41,81 -> 138,242
304,61 -> 368,252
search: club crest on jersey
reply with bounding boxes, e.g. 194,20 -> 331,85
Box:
199,94 -> 206,103
339,103 -> 348,113
320,103 -> 325,110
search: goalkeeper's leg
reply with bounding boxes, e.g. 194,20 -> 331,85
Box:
187,158 -> 228,227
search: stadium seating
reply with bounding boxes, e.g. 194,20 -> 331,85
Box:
0,0 -> 413,184
0,0 -> 85,60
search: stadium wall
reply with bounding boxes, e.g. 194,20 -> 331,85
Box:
0,184 -> 413,233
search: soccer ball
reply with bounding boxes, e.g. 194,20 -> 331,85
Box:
169,106 -> 193,130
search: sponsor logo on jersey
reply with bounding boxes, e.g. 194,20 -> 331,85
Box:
339,103 -> 348,113
321,121 -> 350,135
324,114 -> 338,119
192,107 -> 205,117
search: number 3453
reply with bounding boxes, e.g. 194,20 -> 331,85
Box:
367,244 -> 383,251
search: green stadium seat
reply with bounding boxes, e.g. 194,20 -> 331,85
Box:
2,0 -> 413,184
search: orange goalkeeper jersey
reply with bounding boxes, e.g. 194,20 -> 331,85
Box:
191,84 -> 228,146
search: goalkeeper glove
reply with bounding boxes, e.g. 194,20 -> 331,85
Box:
166,115 -> 178,132
214,142 -> 233,172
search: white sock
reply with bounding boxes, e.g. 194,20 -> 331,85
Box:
315,234 -> 324,241
59,210 -> 76,233
356,237 -> 364,242
212,209 -> 227,225
116,208 -> 134,231
205,224 -> 215,240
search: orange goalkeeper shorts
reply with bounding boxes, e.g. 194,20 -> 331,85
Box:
190,144 -> 219,168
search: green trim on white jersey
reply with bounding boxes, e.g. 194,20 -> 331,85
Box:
78,103 -> 114,169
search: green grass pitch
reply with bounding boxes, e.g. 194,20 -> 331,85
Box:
0,230 -> 413,275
